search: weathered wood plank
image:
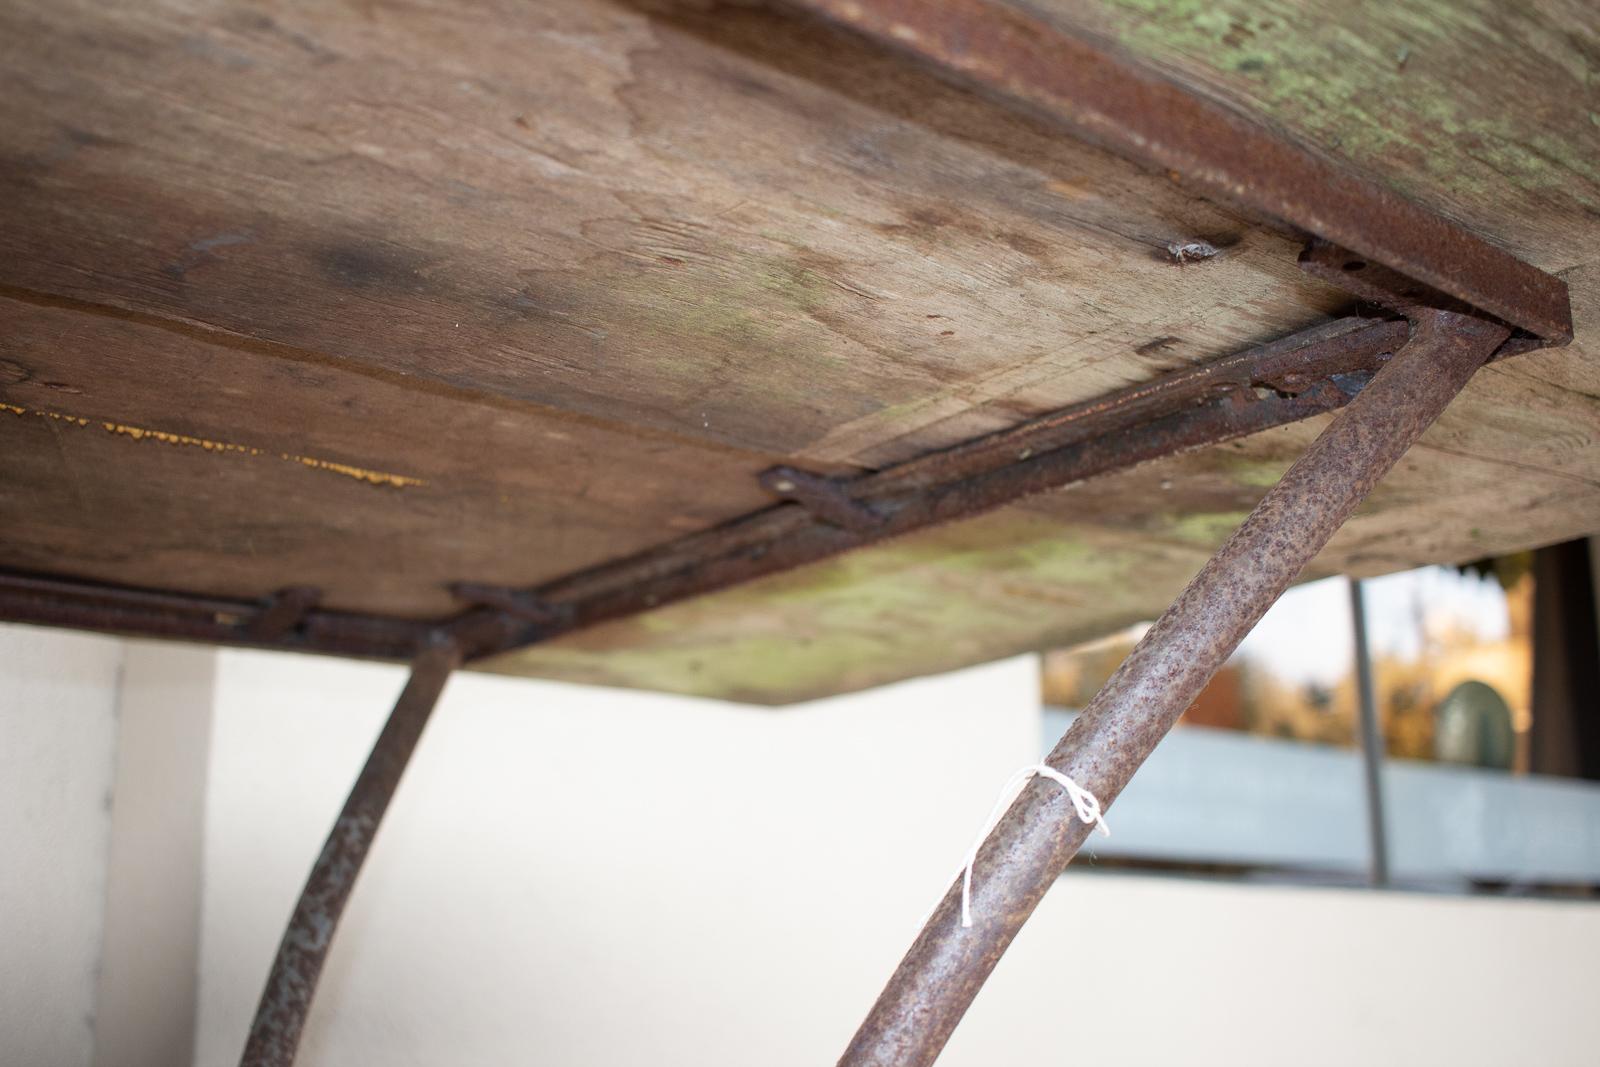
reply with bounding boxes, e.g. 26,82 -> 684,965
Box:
1,0 -> 1596,702
1039,0 -> 1600,272
481,506 -> 1215,703
0,0 -> 1339,462
0,293 -> 779,615
481,0 -> 1600,701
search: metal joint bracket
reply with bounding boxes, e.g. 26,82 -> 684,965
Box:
759,465 -> 886,533
1298,239 -> 1541,357
449,582 -> 570,626
246,586 -> 322,641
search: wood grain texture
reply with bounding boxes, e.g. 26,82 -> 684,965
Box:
0,0 -> 1596,701
0,292 -> 779,615
485,0 -> 1600,701
0,0 -> 1342,459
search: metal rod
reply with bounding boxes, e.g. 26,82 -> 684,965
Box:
0,570 -> 428,659
837,307 -> 1508,1067
1349,577 -> 1391,887
238,636 -> 461,1067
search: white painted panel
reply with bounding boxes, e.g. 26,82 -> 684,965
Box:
0,624 -> 123,1067
1388,760 -> 1600,883
954,873 -> 1600,1067
93,641 -> 215,1067
1043,708 -> 1369,871
1044,708 -> 1600,884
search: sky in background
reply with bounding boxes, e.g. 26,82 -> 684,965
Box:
1232,567 -> 1512,688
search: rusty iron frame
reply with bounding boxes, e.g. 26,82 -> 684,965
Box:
0,7 -> 1577,1067
216,299 -> 1517,1067
0,570 -> 426,658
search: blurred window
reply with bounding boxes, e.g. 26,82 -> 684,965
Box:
1041,542 -> 1600,896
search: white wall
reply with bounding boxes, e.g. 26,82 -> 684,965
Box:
0,625 -> 123,1067
192,648 -> 1600,1067
92,641 -> 215,1067
193,650 -> 1043,1067
5,625 -> 1599,1067
957,873 -> 1600,1066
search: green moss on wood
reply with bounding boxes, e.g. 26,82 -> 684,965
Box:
487,511 -> 1183,703
1078,0 -> 1600,255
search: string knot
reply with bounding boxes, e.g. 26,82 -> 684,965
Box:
959,763 -> 1109,928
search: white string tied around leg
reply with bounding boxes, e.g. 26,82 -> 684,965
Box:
959,763 -> 1110,929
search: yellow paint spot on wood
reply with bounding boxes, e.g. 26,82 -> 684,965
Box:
104,421 -> 262,453
3,400 -> 89,426
281,454 -> 425,489
0,400 -> 424,488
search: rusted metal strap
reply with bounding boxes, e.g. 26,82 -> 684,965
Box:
834,307 -> 1510,1066
455,315 -> 1406,658
238,637 -> 461,1067
781,0 -> 1571,345
0,314 -> 1422,662
0,570 -> 426,658
1298,240 -> 1545,357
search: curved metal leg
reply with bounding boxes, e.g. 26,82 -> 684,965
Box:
239,637 -> 461,1067
838,308 -> 1509,1067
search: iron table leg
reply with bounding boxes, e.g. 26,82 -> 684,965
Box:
837,307 -> 1509,1066
239,636 -> 461,1067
